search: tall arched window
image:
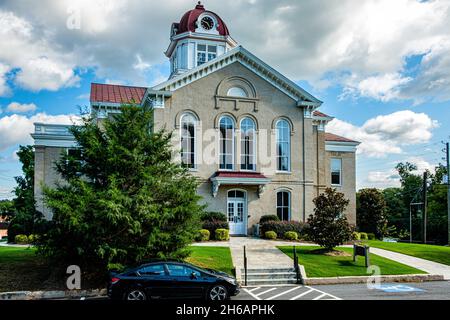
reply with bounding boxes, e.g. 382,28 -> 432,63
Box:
219,116 -> 234,170
240,117 -> 256,171
180,113 -> 197,169
276,191 -> 291,221
276,119 -> 290,172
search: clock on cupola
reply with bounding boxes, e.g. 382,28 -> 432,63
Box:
166,1 -> 238,77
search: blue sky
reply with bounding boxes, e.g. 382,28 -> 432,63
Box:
1,0 -> 449,199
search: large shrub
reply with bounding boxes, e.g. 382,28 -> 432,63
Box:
260,221 -> 304,239
259,215 -> 280,224
200,211 -> 227,223
356,188 -> 387,239
306,188 -> 353,251
15,234 -> 29,244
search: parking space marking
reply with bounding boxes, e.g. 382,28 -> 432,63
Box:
266,286 -> 302,300
243,285 -> 341,301
289,288 -> 314,300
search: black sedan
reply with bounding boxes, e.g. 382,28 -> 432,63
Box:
107,261 -> 240,301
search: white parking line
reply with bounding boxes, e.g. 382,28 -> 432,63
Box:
312,293 -> 327,300
256,288 -> 277,296
289,288 -> 314,300
243,285 -> 342,301
266,286 -> 302,300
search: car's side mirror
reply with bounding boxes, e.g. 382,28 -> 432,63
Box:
190,272 -> 197,279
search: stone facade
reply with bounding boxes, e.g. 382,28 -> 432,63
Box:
31,4 -> 359,233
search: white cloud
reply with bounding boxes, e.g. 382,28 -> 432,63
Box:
0,113 -> 79,151
341,73 -> 413,102
364,156 -> 437,189
327,110 -> 439,158
6,102 -> 37,113
0,0 -> 449,103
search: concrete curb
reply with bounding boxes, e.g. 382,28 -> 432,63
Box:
303,274 -> 444,285
0,288 -> 107,300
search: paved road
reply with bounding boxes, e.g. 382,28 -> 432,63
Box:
79,281 -> 449,301
235,281 -> 450,300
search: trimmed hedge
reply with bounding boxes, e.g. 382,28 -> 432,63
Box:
359,232 -> 368,240
14,234 -> 28,244
284,231 -> 298,241
353,232 -> 361,240
260,221 -> 305,239
367,233 -> 376,240
202,220 -> 229,240
265,231 -> 277,240
215,229 -> 229,241
259,215 -> 280,224
196,229 -> 210,242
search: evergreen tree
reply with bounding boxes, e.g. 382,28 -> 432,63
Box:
7,145 -> 45,241
356,188 -> 387,239
307,188 -> 353,251
39,105 -> 204,273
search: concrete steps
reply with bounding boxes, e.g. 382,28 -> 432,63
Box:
240,268 -> 299,286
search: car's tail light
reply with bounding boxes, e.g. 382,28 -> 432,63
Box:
111,277 -> 120,284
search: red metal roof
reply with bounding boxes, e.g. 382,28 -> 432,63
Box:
325,132 -> 358,143
90,83 -> 147,104
313,111 -> 332,118
212,172 -> 268,180
175,2 -> 230,36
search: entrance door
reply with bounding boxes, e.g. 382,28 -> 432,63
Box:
227,190 -> 247,235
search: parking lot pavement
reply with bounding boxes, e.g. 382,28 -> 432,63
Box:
236,285 -> 341,301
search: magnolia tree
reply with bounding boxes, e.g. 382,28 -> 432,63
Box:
39,105 -> 205,273
306,188 -> 353,251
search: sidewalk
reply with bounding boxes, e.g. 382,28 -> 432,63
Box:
368,247 -> 450,280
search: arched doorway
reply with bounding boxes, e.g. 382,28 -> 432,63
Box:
227,190 -> 247,235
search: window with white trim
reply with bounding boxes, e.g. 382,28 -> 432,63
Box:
240,118 -> 256,171
276,191 -> 291,221
180,113 -> 197,169
331,158 -> 342,186
219,116 -> 234,170
276,119 -> 290,172
197,44 -> 217,66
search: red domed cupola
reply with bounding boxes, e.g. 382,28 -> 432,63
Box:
166,2 -> 237,78
174,1 -> 230,36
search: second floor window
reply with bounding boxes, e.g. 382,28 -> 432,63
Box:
276,119 -> 290,172
181,113 -> 197,169
240,117 -> 256,171
219,116 -> 234,170
331,158 -> 342,186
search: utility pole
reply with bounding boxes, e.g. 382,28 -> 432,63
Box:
423,171 -> 428,244
446,142 -> 450,246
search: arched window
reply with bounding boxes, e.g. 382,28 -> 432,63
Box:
227,87 -> 248,98
240,118 -> 256,171
276,119 -> 290,172
219,116 -> 234,170
180,113 -> 197,169
276,191 -> 291,221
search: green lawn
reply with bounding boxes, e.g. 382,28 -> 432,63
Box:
186,246 -> 234,276
278,246 -> 425,278
365,240 -> 450,266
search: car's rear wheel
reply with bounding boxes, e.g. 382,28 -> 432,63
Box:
125,289 -> 147,301
208,285 -> 228,301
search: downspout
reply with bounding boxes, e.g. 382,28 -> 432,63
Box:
302,108 -> 306,222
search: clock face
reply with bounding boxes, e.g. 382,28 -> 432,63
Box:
200,16 -> 214,30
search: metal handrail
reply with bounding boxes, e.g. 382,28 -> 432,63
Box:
293,245 -> 303,285
243,245 -> 248,286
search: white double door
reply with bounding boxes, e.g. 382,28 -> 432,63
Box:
227,198 -> 247,235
